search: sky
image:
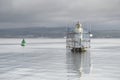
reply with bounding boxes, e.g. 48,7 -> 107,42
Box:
0,0 -> 120,29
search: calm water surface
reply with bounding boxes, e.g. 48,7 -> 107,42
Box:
0,38 -> 120,80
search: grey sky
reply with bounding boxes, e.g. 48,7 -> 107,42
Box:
0,0 -> 120,29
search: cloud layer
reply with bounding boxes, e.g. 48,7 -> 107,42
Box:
0,0 -> 120,28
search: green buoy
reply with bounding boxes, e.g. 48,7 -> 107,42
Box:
21,39 -> 26,47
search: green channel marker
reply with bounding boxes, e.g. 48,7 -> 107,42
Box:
21,39 -> 26,47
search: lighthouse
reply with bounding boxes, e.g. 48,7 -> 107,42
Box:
66,22 -> 91,52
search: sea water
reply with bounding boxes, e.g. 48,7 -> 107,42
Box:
0,38 -> 120,80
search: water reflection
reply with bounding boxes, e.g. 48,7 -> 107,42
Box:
66,51 -> 91,79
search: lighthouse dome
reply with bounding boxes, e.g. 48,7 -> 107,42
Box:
75,23 -> 83,33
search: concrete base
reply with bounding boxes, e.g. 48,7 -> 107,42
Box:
71,47 -> 86,52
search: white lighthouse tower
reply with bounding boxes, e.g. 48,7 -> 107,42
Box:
66,22 -> 91,52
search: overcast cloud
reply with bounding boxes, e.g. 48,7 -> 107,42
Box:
0,0 -> 120,29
